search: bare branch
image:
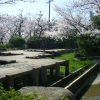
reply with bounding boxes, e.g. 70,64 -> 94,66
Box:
0,0 -> 37,5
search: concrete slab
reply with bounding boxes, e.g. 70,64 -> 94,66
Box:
1,50 -> 45,56
0,67 -> 32,76
0,50 -> 69,87
0,58 -> 69,87
0,56 -> 66,67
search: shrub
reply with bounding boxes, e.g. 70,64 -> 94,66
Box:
9,36 -> 26,49
27,36 -> 56,49
76,33 -> 100,57
0,44 -> 6,50
0,83 -> 41,100
27,36 -> 38,49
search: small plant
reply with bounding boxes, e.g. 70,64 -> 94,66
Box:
61,97 -> 69,100
0,83 -> 48,100
0,44 -> 6,50
38,94 -> 47,100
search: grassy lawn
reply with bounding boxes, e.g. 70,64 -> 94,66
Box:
54,53 -> 95,74
46,53 -> 95,86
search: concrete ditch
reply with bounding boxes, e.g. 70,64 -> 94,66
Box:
64,63 -> 99,97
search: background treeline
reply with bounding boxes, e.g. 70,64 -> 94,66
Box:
0,36 -> 75,50
1,13 -> 100,58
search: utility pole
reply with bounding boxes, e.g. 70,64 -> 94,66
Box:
46,0 -> 54,31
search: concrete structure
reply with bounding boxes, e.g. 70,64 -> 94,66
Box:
0,59 -> 69,88
0,50 -> 52,58
0,50 -> 69,89
27,49 -> 73,56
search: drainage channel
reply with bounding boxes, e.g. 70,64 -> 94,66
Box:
50,64 -> 92,87
50,63 -> 100,100
76,70 -> 100,100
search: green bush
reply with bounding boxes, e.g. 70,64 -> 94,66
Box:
27,36 -> 75,49
0,83 -> 43,100
9,36 -> 26,49
76,33 -> 100,57
0,44 -> 6,50
5,44 -> 12,49
27,36 -> 56,49
27,36 -> 38,49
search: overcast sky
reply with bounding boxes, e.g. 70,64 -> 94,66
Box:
0,0 -> 71,19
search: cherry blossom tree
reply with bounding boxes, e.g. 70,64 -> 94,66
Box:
73,0 -> 100,14
0,13 -> 25,43
0,0 -> 37,44
54,0 -> 100,37
0,14 -> 12,43
0,11 -> 49,44
54,5 -> 89,35
0,0 -> 37,5
23,11 -> 48,40
0,6 -> 55,44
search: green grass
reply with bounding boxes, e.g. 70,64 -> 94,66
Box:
46,53 -> 95,86
54,53 -> 95,74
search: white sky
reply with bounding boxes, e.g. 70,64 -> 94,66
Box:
0,0 -> 71,19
